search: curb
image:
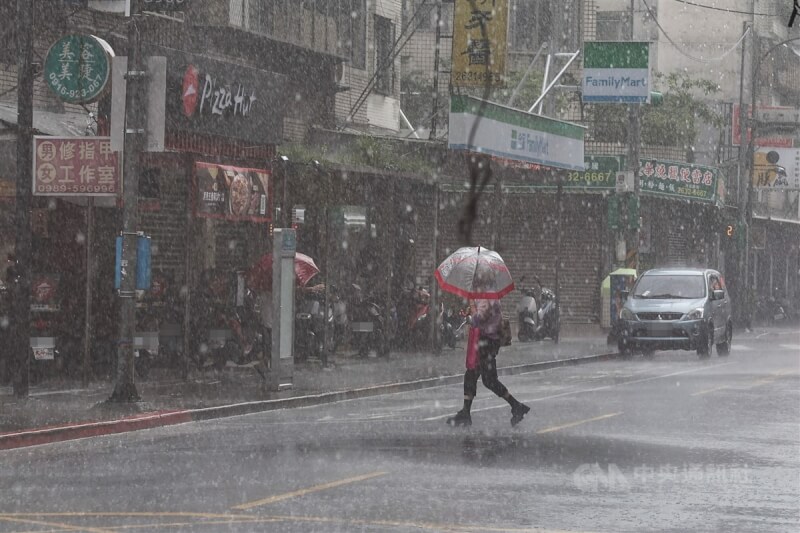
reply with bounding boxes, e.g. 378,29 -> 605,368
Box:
0,410 -> 193,450
1,351 -> 618,450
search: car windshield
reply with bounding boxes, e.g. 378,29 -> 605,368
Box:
633,274 -> 706,299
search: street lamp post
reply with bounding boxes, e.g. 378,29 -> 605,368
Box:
743,35 -> 800,327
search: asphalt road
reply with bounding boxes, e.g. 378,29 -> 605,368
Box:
1,333 -> 798,532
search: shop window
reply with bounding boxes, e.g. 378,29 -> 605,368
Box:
238,0 -> 365,69
341,0 -> 367,70
374,15 -> 395,95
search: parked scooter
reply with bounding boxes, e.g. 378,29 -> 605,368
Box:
755,291 -> 796,324
326,284 -> 349,354
349,283 -> 389,358
133,272 -> 182,380
195,270 -> 267,375
396,285 -> 431,349
516,276 -> 559,342
440,304 -> 469,349
295,283 -> 326,362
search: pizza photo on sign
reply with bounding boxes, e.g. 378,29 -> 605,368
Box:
227,171 -> 251,216
194,162 -> 271,222
30,273 -> 60,312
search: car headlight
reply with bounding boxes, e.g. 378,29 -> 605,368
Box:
684,308 -> 704,320
620,308 -> 637,321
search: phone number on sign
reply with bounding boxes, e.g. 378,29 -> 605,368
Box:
566,171 -> 613,185
453,71 -> 503,84
37,184 -> 115,194
676,187 -> 710,198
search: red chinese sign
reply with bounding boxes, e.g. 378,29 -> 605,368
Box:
33,136 -> 121,196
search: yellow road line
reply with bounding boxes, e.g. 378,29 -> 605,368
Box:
0,512 -> 593,533
691,385 -> 729,396
694,368 -> 796,395
536,412 -> 622,435
266,513 -> 591,532
0,515 -> 114,533
231,471 -> 388,510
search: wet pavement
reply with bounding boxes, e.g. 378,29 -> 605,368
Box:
0,328 -> 797,532
1,331 -> 614,436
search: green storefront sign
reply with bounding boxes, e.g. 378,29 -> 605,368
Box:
499,155 -> 624,191
638,159 -> 718,203
44,35 -> 111,104
565,155 -> 625,189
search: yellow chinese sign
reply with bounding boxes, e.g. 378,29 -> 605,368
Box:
451,0 -> 508,88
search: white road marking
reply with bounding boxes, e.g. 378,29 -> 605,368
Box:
778,344 -> 800,352
422,362 -> 735,421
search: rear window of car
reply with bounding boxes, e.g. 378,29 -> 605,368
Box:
633,274 -> 706,299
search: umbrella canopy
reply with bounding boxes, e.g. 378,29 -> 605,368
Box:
435,246 -> 514,300
246,252 -> 320,291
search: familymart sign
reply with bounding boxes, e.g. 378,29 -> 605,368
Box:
448,95 -> 585,171
582,42 -> 650,104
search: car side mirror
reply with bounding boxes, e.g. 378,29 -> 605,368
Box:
712,289 -> 724,301
620,290 -> 630,300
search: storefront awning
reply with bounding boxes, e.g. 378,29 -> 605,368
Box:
0,103 -> 90,137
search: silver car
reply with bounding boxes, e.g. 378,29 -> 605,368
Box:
617,268 -> 733,358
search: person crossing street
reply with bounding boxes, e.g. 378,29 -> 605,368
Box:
446,296 -> 530,428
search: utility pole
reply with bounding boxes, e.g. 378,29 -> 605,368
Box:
12,0 -> 34,397
736,21 -> 750,328
109,0 -> 145,402
626,0 -> 641,272
430,182 -> 440,352
430,0 -> 443,139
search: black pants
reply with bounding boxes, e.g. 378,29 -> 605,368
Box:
463,337 -> 508,399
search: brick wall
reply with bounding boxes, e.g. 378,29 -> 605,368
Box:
434,190 -> 605,324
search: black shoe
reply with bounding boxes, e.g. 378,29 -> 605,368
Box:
510,403 -> 530,427
446,409 -> 472,427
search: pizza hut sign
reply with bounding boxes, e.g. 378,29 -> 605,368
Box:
182,64 -> 257,119
158,46 -> 288,145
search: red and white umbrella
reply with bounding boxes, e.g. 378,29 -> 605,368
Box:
245,252 -> 320,291
434,246 -> 514,300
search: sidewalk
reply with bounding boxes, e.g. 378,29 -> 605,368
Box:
0,333 -> 616,448
2,325 -> 793,449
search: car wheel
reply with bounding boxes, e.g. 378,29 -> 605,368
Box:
618,338 -> 633,360
716,322 -> 732,356
697,324 -> 713,358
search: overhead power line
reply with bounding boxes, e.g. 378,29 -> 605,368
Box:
344,0 -> 437,126
644,0 -> 751,64
670,0 -> 779,17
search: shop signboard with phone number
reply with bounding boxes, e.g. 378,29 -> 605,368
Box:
511,156 -> 623,189
564,156 -> 625,189
33,136 -> 121,196
638,158 -> 718,204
